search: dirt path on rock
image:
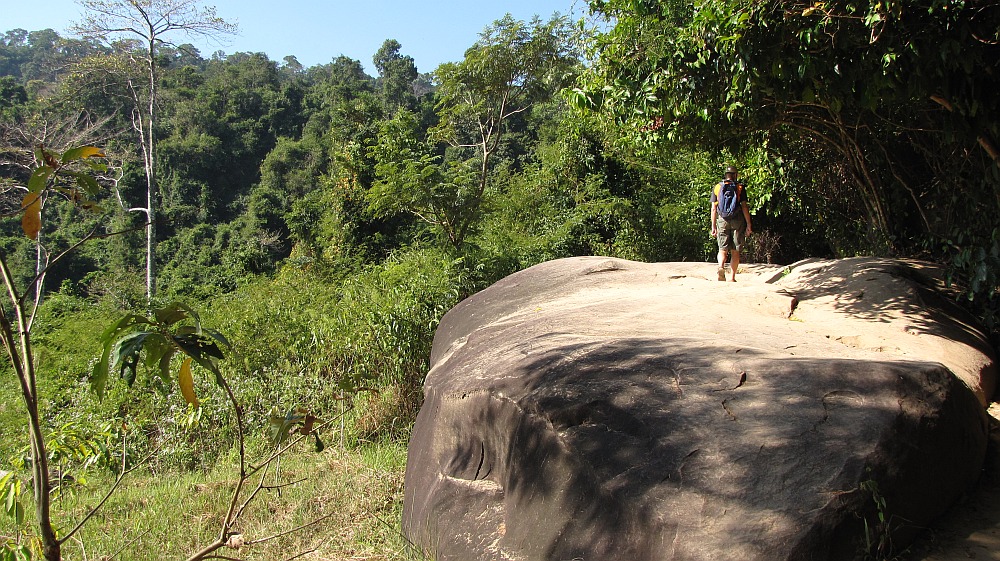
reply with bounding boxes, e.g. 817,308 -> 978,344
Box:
904,405 -> 1000,561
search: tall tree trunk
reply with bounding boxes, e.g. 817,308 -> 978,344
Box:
144,39 -> 157,305
454,141 -> 492,249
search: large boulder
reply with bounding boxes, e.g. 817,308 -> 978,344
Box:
403,257 -> 996,561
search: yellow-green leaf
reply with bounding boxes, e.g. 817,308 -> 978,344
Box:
21,192 -> 42,240
61,146 -> 106,163
178,358 -> 199,407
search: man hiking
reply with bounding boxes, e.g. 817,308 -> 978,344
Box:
710,166 -> 753,282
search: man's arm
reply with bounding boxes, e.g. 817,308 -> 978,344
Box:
710,195 -> 718,235
741,201 -> 753,235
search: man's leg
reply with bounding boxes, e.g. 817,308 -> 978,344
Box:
729,250 -> 740,282
717,249 -> 727,281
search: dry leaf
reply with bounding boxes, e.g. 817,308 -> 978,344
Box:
21,192 -> 42,240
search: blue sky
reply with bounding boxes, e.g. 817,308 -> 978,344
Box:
3,0 -> 590,74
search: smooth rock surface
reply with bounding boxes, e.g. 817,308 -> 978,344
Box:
403,257 -> 996,561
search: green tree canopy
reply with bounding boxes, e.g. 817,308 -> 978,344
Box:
582,0 -> 1000,317
373,39 -> 419,114
426,13 -> 582,248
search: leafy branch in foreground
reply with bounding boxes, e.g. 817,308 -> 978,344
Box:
1,143 -> 107,561
93,302 -> 332,561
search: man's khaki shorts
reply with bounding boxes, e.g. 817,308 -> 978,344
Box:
716,216 -> 746,252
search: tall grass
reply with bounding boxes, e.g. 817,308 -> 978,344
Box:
2,441 -> 424,560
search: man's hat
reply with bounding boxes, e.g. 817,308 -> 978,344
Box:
725,166 -> 738,174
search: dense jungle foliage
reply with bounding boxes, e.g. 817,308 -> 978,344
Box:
0,0 -> 997,558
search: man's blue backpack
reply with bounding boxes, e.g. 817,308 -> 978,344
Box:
717,180 -> 743,220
